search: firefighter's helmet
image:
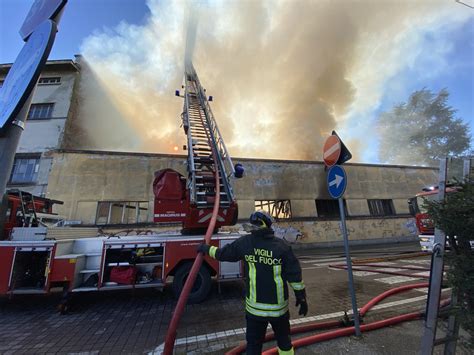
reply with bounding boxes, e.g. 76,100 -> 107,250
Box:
249,210 -> 273,229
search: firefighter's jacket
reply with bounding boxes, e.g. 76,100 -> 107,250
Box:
209,228 -> 305,318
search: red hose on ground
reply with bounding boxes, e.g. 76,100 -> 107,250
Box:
229,283 -> 437,354
262,312 -> 422,355
359,282 -> 428,316
261,284 -> 450,355
163,93 -> 221,355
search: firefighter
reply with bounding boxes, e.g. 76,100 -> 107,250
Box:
198,211 -> 307,355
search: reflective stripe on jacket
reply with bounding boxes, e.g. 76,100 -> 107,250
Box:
208,228 -> 304,318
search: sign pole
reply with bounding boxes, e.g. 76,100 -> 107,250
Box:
421,158 -> 448,354
338,197 -> 362,337
323,131 -> 359,338
0,93 -> 34,239
0,0 -> 68,239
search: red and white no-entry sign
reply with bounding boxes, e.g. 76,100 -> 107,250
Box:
323,135 -> 341,167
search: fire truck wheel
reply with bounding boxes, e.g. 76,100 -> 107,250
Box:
172,262 -> 212,304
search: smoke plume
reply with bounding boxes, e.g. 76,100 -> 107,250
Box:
73,0 -> 471,162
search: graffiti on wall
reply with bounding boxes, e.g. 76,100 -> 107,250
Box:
404,219 -> 418,235
285,217 -> 416,244
273,225 -> 302,244
255,178 -> 275,186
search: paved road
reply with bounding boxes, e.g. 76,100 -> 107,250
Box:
0,241 -> 453,354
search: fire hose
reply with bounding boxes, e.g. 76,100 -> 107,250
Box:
228,278 -> 450,354
163,93 -> 221,355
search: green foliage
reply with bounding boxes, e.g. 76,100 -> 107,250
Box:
424,179 -> 474,346
377,88 -> 471,166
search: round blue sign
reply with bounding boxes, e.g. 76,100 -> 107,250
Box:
20,0 -> 67,40
327,165 -> 347,199
0,20 -> 56,132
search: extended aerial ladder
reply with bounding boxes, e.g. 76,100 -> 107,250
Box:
153,63 -> 242,232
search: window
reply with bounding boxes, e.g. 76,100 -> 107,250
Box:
0,80 -> 4,88
95,201 -> 149,225
316,199 -> 347,218
9,156 -> 40,184
255,200 -> 292,219
38,77 -> 61,85
367,199 -> 396,216
27,103 -> 54,120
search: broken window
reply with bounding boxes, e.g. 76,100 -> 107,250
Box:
367,199 -> 396,216
95,201 -> 149,225
315,199 -> 347,218
254,200 -> 292,219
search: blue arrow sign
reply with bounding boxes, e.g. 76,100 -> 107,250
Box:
327,165 -> 347,199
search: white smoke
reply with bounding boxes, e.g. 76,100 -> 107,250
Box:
74,0 -> 472,162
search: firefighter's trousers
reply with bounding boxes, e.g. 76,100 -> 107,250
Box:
245,312 -> 294,355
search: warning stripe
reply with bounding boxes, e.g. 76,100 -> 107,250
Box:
323,141 -> 340,159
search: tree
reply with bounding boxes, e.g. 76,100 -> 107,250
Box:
377,88 -> 471,166
424,178 -> 474,348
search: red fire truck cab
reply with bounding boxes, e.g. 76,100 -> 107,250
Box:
408,186 -> 457,252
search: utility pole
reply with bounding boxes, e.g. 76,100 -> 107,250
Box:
421,158 -> 448,354
0,0 -> 67,239
0,94 -> 34,239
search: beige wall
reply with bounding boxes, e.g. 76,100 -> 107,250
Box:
265,217 -> 418,244
16,69 -> 77,153
46,150 -> 437,244
47,151 -> 186,222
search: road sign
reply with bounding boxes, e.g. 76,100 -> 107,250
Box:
323,135 -> 341,167
327,165 -> 347,199
0,20 -> 57,131
19,0 -> 67,40
331,130 -> 352,165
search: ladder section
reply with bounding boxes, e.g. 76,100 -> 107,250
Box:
11,189 -> 38,227
182,65 -> 235,209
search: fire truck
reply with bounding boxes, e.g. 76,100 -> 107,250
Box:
408,186 -> 453,252
408,185 -> 473,252
0,64 -> 244,308
1,189 -> 64,239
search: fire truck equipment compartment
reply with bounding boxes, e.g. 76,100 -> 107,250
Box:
11,249 -> 50,291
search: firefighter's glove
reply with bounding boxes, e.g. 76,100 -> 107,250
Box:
197,243 -> 211,255
295,289 -> 308,316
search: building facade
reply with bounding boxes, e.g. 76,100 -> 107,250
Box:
0,59 -> 80,197
46,149 -> 438,245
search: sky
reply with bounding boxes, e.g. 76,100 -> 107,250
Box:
0,0 -> 473,164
